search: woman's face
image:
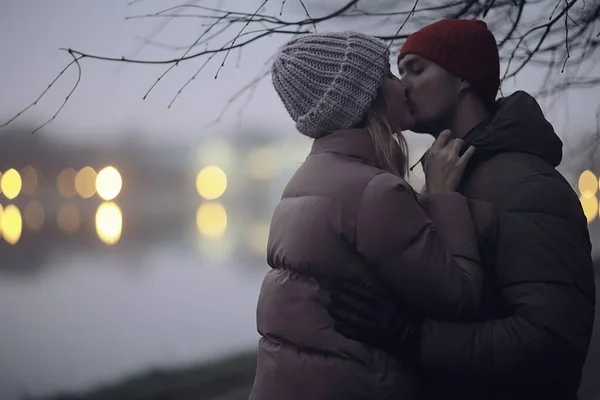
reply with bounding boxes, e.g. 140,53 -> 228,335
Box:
380,66 -> 416,131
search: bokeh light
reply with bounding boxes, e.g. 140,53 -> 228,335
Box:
196,202 -> 227,238
57,203 -> 80,234
196,166 -> 227,200
246,220 -> 271,254
96,202 -> 123,245
21,166 -> 38,195
75,166 -> 97,198
245,147 -> 279,180
578,170 -> 597,199
96,166 -> 122,201
2,205 -> 22,245
57,168 -> 77,198
23,201 -> 45,231
580,196 -> 599,223
1,169 -> 22,200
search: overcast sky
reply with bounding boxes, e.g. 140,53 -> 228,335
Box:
1,0 -> 598,154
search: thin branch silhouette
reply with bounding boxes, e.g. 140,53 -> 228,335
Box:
1,50 -> 84,134
3,0 -> 599,133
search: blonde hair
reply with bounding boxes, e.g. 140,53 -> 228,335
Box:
365,91 -> 410,178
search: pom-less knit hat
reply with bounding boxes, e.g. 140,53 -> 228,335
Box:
398,19 -> 500,106
271,31 -> 390,138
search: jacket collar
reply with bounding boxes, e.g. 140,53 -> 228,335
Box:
414,91 -> 563,172
310,129 -> 381,167
464,90 -> 562,169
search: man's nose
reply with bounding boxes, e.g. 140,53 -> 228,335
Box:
399,76 -> 410,88
399,80 -> 410,97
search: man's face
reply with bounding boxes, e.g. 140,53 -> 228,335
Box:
398,54 -> 463,136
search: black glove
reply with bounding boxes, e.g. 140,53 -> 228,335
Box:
328,281 -> 423,361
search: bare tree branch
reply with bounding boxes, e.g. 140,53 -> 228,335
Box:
2,0 -> 599,133
1,50 -> 84,134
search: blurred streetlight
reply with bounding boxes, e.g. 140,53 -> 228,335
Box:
246,220 -> 270,254
57,203 -> 80,234
245,147 -> 279,181
75,166 -> 97,198
57,168 -> 77,198
20,166 -> 38,195
578,170 -> 599,223
196,166 -> 227,200
23,201 -> 45,231
96,166 -> 122,201
1,169 -> 22,200
96,202 -> 123,245
1,204 -> 22,245
196,202 -> 227,238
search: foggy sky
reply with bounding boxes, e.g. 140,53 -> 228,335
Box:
1,0 -> 598,152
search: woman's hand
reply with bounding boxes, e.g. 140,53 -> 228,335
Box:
425,130 -> 475,194
328,281 -> 423,359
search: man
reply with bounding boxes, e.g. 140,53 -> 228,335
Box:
328,19 -> 596,399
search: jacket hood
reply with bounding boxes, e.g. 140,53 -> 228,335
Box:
465,90 -> 563,168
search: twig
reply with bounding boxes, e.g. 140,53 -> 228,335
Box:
280,0 -> 289,15
207,68 -> 271,127
387,0 -> 420,50
215,0 -> 270,79
0,50 -> 84,133
298,0 -> 317,31
3,0 -> 600,132
32,51 -> 83,134
143,7 -> 233,100
561,0 -> 571,72
502,0 -> 579,81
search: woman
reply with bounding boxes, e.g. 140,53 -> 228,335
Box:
249,31 -> 481,400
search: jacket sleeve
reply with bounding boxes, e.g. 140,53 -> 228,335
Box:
355,173 -> 482,320
419,177 -> 596,384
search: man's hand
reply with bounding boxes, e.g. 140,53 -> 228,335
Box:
328,281 -> 423,360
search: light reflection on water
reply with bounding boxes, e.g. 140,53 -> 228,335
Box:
0,242 -> 265,400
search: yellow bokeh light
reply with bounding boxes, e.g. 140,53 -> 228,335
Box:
96,166 -> 122,201
57,168 -> 77,198
1,169 -> 22,200
580,196 -> 598,223
578,170 -> 597,199
21,166 -> 38,196
75,166 -> 97,198
57,203 -> 80,234
196,166 -> 227,200
246,147 -> 279,180
24,201 -> 45,231
0,204 -> 3,234
246,221 -> 271,254
95,202 -> 123,245
196,202 -> 227,238
2,204 -> 22,245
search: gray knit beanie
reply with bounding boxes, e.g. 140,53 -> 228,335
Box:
271,31 -> 390,138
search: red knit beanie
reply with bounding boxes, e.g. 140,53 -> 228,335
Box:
398,19 -> 500,106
